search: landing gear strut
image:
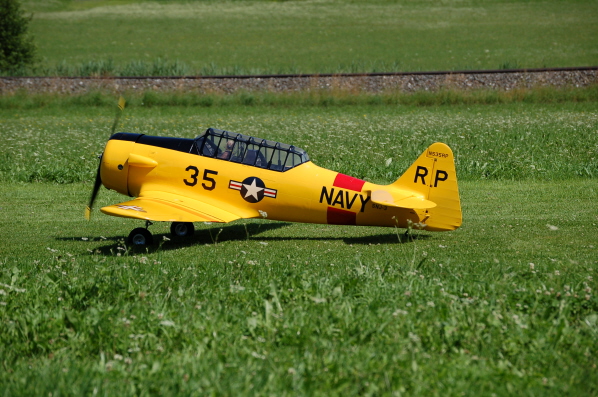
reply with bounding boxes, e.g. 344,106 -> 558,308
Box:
127,221 -> 154,246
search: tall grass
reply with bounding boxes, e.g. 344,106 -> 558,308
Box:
0,97 -> 596,184
1,86 -> 597,109
2,59 -> 416,77
13,58 -> 194,78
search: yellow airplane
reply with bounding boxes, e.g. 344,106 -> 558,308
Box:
87,123 -> 462,246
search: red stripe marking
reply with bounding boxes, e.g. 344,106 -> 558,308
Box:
333,173 -> 366,192
327,207 -> 356,225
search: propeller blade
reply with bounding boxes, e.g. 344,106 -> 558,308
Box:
85,158 -> 103,220
86,96 -> 126,220
110,96 -> 126,136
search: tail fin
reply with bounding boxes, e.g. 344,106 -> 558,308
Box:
394,142 -> 462,231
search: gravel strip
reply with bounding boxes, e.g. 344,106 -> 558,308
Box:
1,70 -> 596,95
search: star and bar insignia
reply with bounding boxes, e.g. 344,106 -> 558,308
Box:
116,205 -> 146,212
229,177 -> 278,203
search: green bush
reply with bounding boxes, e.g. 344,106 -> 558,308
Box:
0,0 -> 36,73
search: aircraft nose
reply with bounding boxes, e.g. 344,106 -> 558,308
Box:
100,138 -> 135,196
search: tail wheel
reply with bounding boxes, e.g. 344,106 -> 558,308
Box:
128,227 -> 154,246
171,222 -> 195,238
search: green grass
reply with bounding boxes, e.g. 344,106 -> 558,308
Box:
13,0 -> 598,76
0,180 -> 596,395
0,101 -> 597,395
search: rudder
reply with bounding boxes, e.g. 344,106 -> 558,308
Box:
394,142 -> 462,231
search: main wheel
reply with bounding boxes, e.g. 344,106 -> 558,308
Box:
128,227 -> 154,246
171,222 -> 195,238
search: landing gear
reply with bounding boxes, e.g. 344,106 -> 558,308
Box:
126,221 -> 194,247
170,222 -> 195,238
127,221 -> 154,247
128,227 -> 153,246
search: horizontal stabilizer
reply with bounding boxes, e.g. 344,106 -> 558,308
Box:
369,189 -> 437,209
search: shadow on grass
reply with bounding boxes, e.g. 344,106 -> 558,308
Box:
59,221 -> 427,255
59,222 -> 290,255
254,233 -> 429,245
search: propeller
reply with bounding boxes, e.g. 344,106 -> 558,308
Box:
85,97 -> 126,220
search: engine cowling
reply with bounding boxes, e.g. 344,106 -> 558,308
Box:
100,133 -> 142,196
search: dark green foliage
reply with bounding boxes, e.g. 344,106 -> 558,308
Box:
0,0 -> 36,72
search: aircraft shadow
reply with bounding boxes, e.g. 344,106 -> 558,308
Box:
60,222 -> 428,255
256,233 -> 429,245
65,222 -> 289,255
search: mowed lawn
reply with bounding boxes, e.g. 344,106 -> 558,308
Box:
0,101 -> 597,395
22,0 -> 598,75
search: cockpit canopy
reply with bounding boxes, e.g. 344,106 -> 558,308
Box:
194,128 -> 310,172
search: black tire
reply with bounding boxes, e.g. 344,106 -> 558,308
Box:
128,227 -> 153,246
170,222 -> 195,238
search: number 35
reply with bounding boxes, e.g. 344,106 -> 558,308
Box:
184,166 -> 218,191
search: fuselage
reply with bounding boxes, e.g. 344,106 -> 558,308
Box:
100,131 -> 429,229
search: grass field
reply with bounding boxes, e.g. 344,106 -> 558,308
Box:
3,0 -> 598,393
0,99 -> 597,395
16,0 -> 598,76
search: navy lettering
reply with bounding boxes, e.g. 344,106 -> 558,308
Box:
321,186 -> 370,213
332,190 -> 345,207
346,191 -> 358,210
320,186 -> 334,205
359,195 -> 371,212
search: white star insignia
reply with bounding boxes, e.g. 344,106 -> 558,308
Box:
243,178 -> 264,200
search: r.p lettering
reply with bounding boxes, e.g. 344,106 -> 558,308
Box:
414,166 -> 428,185
434,170 -> 448,187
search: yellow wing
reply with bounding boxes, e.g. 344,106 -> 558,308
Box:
100,191 -> 244,223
